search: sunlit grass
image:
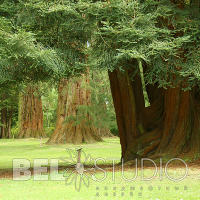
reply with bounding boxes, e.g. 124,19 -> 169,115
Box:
0,137 -> 121,169
0,138 -> 200,199
0,169 -> 200,200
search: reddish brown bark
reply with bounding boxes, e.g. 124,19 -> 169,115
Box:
18,86 -> 45,138
47,79 -> 68,143
108,69 -> 138,159
157,87 -> 200,157
47,74 -> 102,144
109,69 -> 200,161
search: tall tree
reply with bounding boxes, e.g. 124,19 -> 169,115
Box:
89,0 -> 200,161
18,85 -> 45,138
0,4 -> 65,139
17,1 -> 102,143
46,79 -> 68,143
47,73 -> 102,144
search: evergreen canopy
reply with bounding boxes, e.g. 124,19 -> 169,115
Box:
0,0 -> 200,89
0,1 -> 66,84
88,0 -> 200,89
16,0 -> 92,77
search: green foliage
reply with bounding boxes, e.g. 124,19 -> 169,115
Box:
89,70 -> 117,132
0,26 -> 65,83
16,0 -> 92,78
11,125 -> 19,138
1,0 -> 200,88
42,86 -> 58,129
0,83 -> 19,129
0,1 -> 66,84
87,0 -> 200,88
44,126 -> 55,137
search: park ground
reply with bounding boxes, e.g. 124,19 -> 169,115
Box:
0,137 -> 200,200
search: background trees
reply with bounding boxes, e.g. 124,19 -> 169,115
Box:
0,0 -> 200,161
0,84 -> 18,138
18,85 -> 45,138
47,73 -> 103,144
0,1 -> 67,139
47,69 -> 116,144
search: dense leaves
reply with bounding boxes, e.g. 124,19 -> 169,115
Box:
0,0 -> 200,138
88,0 -> 200,88
0,26 -> 65,83
16,0 -> 92,78
1,0 -> 200,88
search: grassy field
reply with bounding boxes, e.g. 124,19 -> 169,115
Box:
0,137 -> 121,169
0,138 -> 200,200
0,169 -> 200,200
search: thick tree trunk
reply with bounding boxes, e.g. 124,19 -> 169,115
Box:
157,86 -> 200,157
18,86 -> 45,138
108,69 -> 138,159
47,75 -> 102,144
109,69 -> 200,161
47,79 -> 68,143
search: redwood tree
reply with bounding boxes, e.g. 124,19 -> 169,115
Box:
89,0 -> 200,161
47,75 -> 102,144
18,86 -> 45,138
109,69 -> 200,160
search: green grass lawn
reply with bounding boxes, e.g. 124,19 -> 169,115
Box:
0,138 -> 200,200
0,137 -> 121,169
0,169 -> 200,200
